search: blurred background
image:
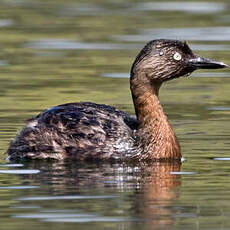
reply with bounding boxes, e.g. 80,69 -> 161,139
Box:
1,0 -> 230,229
0,0 -> 230,157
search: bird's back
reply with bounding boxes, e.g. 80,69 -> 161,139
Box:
7,102 -> 138,160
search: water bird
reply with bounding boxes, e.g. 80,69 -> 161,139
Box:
7,39 -> 227,161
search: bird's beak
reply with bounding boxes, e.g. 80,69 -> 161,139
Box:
188,56 -> 228,69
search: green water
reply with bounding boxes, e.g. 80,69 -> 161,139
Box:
1,0 -> 230,229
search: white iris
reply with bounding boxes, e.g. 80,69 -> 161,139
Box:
173,52 -> 182,61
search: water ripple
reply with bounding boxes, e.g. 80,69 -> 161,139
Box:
132,2 -> 226,14
0,164 -> 24,167
24,40 -> 139,50
13,205 -> 40,209
14,213 -> 96,219
59,4 -> 107,16
115,27 -> 230,42
14,212 -> 137,223
193,72 -> 230,78
16,195 -> 117,201
102,73 -> 129,78
190,44 -> 230,51
0,19 -> 14,27
0,169 -> 40,174
43,216 -> 137,223
24,39 -> 230,52
0,60 -> 8,66
213,158 -> 230,161
170,171 -> 197,175
207,107 -> 230,111
0,186 -> 38,189
102,72 -> 230,79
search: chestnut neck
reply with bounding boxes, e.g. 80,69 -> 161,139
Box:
130,72 -> 181,160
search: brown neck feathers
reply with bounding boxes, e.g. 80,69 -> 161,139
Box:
130,72 -> 181,160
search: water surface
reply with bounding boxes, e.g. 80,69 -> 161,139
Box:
0,0 -> 230,229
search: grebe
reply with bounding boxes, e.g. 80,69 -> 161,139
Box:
7,39 -> 227,161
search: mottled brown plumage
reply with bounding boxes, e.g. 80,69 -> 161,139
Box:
7,39 -> 227,161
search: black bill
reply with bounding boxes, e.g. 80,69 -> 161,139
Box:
188,56 -> 228,69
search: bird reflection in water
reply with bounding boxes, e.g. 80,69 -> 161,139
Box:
17,161 -> 181,228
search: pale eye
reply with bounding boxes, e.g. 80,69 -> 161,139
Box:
173,52 -> 182,61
